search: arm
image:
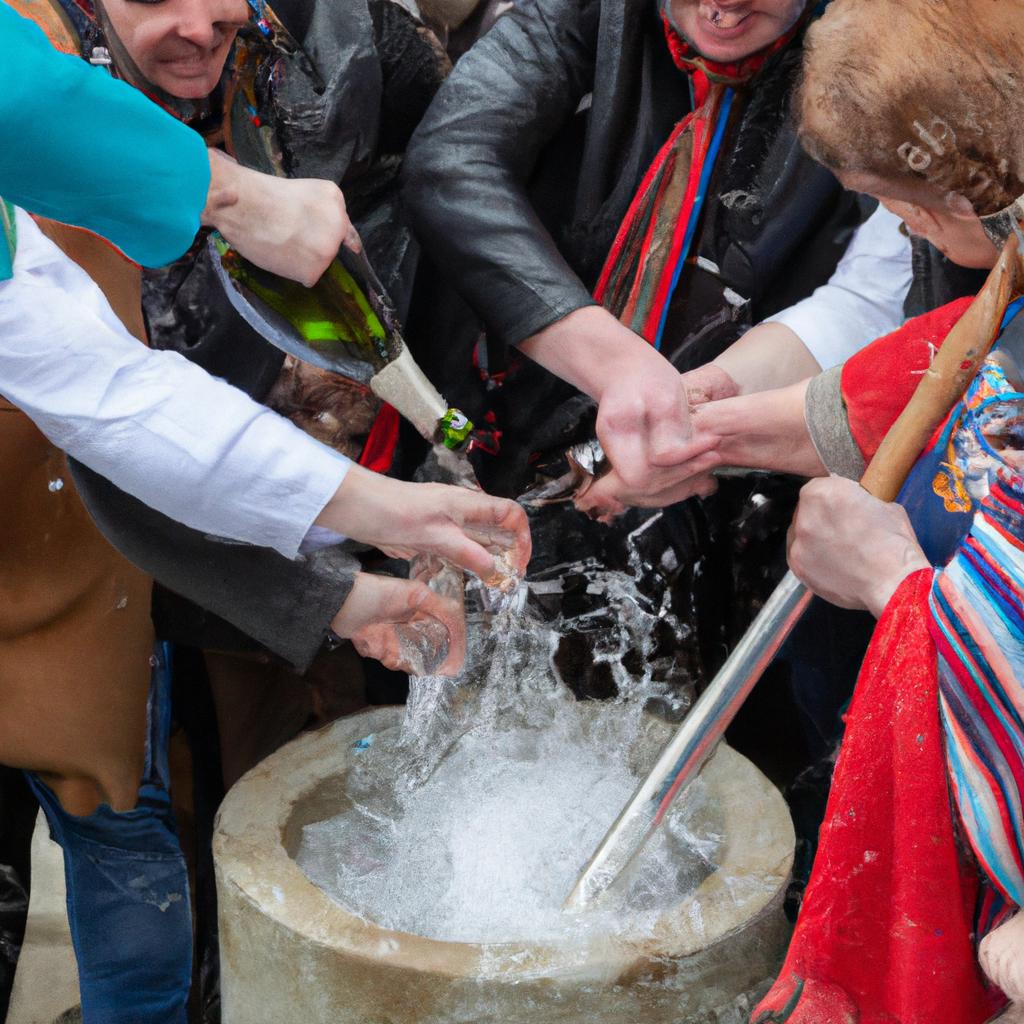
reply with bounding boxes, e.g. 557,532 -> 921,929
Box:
1,6 -> 355,285
757,203 -> 913,373
69,460 -> 353,673
576,376 -> 825,514
403,0 -> 600,348
686,205 -> 914,401
3,209 -> 533,575
798,297 -> 975,473
2,209 -> 346,559
404,4 -> 695,496
588,277 -> 964,513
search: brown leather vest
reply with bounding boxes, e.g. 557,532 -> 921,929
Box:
0,222 -> 154,794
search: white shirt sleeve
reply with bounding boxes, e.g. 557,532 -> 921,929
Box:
0,208 -> 350,560
763,203 -> 913,370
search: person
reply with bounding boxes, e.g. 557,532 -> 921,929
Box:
3,1 -> 526,584
400,0 -> 921,508
1,0 -> 359,285
23,0 -> 472,673
636,0 -> 1024,1017
1,3 -> 529,1021
399,0 -> 927,860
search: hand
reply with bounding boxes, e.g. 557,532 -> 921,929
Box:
979,911 -> 1024,1003
520,307 -> 703,503
331,572 -> 467,676
593,342 -> 699,495
681,363 -> 740,406
201,149 -> 358,287
787,476 -> 930,617
575,377 -> 828,516
574,435 -> 721,517
317,464 -> 532,581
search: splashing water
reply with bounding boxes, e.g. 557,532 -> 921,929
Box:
296,520 -> 723,946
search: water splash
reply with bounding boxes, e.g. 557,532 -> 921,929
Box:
296,523 -> 716,944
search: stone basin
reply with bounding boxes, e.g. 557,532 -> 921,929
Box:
214,706 -> 794,1023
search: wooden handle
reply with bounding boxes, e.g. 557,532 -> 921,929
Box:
860,233 -> 1022,502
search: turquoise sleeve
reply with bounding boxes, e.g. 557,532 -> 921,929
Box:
0,2 -> 211,275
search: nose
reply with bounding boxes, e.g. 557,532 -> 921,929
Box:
174,0 -> 247,48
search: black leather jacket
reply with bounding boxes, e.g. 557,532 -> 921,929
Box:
401,0 -> 863,490
404,0 -> 861,347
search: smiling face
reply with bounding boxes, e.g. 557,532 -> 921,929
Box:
665,0 -> 809,62
100,0 -> 250,99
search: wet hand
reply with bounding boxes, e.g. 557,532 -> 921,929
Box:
576,362 -> 745,517
202,149 -> 357,288
787,477 -> 930,617
331,572 -> 467,676
574,433 -> 721,518
319,466 -> 532,582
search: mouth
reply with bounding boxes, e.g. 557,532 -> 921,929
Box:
158,51 -> 218,77
698,2 -> 754,36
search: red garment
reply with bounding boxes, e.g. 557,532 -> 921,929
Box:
840,298 -> 973,463
753,570 -> 1004,1024
358,402 -> 400,474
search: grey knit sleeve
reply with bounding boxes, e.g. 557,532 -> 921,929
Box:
804,366 -> 866,480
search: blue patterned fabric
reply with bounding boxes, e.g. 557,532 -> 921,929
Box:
897,300 -> 1024,934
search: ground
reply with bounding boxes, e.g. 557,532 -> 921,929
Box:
8,814 -> 79,1024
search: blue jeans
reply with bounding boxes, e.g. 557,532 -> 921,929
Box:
26,644 -> 192,1024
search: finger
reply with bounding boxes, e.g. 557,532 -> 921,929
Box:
575,472 -> 628,517
651,468 -> 716,505
459,494 -> 532,573
411,589 -> 467,677
596,411 -> 650,491
378,544 -> 416,561
647,426 -> 721,469
351,625 -> 396,669
583,448 -> 723,510
617,463 -> 720,509
433,532 -> 497,580
342,224 -> 363,254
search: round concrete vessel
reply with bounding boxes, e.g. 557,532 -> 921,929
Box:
214,707 -> 794,1023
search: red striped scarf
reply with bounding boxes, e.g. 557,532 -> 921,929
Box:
593,18 -> 797,346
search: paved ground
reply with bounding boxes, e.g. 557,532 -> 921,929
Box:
8,814 -> 79,1024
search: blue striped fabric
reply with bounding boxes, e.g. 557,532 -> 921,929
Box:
922,355 -> 1024,930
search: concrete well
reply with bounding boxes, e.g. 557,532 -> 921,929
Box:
214,707 -> 794,1024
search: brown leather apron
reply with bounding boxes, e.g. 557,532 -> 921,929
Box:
0,223 -> 154,813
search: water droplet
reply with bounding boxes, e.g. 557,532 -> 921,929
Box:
116,596 -> 128,610
48,478 -> 64,492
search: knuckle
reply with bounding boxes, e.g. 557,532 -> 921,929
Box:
603,401 -> 645,432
